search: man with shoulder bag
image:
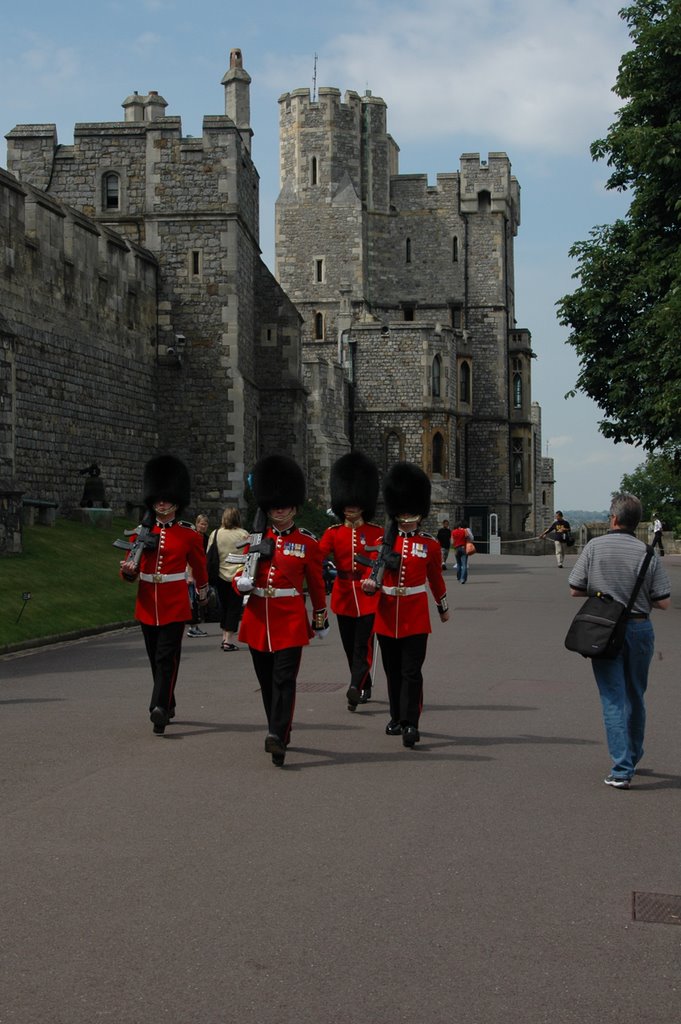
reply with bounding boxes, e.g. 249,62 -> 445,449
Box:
567,493 -> 670,789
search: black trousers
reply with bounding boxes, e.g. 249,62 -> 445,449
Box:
337,613 -> 375,691
215,577 -> 243,632
652,531 -> 665,555
249,646 -> 302,744
377,633 -> 428,727
141,621 -> 184,713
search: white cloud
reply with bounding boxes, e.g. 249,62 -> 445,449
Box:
263,0 -> 630,155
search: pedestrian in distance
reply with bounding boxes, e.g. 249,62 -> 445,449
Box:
540,510 -> 572,567
234,454 -> 328,767
451,520 -> 474,583
362,462 -> 449,749
436,518 -> 452,569
568,492 -> 670,789
187,512 -> 210,637
118,455 -> 209,736
319,451 -> 383,712
651,512 -> 665,556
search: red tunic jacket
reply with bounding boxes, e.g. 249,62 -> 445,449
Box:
236,524 -> 327,653
319,521 -> 383,617
372,530 -> 446,639
127,520 -> 208,627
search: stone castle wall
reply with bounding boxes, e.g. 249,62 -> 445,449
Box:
0,167 -> 158,512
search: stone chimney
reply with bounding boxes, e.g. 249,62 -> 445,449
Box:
144,91 -> 168,122
122,92 -> 145,122
221,48 -> 252,152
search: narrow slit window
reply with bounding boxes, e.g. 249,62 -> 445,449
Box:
103,172 -> 120,210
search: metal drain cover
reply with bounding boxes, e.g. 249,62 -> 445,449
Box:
632,891 -> 681,925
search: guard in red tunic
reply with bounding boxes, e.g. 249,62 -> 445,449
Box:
119,455 -> 208,735
362,462 -> 449,748
235,455 -> 328,767
319,451 -> 383,711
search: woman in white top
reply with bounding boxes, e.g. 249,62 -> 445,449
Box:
208,507 -> 249,650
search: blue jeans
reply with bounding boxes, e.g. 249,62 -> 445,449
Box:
591,619 -> 654,779
455,546 -> 468,582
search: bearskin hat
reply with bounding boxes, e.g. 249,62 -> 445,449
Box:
143,454 -> 191,511
252,454 -> 306,512
330,451 -> 380,521
383,461 -> 431,519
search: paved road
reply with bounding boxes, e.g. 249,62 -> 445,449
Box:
1,554 -> 680,1024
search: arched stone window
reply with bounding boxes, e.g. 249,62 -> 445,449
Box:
513,372 -> 522,409
102,172 -> 120,211
314,312 -> 324,340
432,431 -> 445,475
432,354 -> 442,397
405,237 -> 412,264
310,155 -> 318,186
460,360 -> 471,404
478,189 -> 491,211
452,236 -> 459,262
385,431 -> 401,469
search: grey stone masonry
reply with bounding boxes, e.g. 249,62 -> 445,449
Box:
4,54 -> 306,525
276,83 -> 542,540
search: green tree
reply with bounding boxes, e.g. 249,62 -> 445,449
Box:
557,0 -> 681,454
619,450 -> 681,533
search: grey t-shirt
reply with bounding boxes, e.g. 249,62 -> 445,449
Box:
568,531 -> 671,615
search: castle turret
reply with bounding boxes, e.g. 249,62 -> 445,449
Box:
221,49 -> 252,152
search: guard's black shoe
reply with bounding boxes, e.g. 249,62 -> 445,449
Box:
168,708 -> 176,721
385,719 -> 403,736
402,725 -> 420,748
359,686 -> 372,704
271,753 -> 286,767
150,706 -> 168,735
346,684 -> 361,707
265,733 -> 286,758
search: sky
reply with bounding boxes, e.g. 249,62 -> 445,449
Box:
0,0 -> 645,512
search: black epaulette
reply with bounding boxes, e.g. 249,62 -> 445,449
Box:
420,531 -> 436,541
298,527 -> 318,541
178,520 -> 196,530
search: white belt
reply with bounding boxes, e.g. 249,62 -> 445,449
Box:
381,584 -> 427,597
252,587 -> 301,598
140,572 -> 188,583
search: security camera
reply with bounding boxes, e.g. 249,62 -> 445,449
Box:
175,334 -> 187,347
166,345 -> 176,357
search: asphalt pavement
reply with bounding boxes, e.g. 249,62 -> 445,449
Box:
1,553 -> 680,1024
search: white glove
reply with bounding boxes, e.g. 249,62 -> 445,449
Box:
237,575 -> 254,594
314,627 -> 330,639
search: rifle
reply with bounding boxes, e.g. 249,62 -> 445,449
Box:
113,507 -> 158,580
366,517 -> 400,588
236,507 -> 275,592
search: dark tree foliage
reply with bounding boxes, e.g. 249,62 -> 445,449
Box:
619,450 -> 681,533
557,0 -> 681,453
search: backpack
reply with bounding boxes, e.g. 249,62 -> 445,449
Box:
206,531 -> 221,586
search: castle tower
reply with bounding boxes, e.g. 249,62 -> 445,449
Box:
276,84 -> 540,536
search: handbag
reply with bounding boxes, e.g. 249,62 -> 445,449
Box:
465,541 -> 476,556
564,546 -> 653,660
206,530 -> 221,586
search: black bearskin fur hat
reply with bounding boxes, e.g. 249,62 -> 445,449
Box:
143,454 -> 191,511
383,461 -> 431,519
330,451 -> 380,521
252,454 -> 306,512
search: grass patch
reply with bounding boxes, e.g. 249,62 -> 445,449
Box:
0,517 -> 137,650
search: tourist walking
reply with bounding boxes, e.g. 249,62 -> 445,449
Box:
541,510 -> 572,567
451,520 -> 474,583
207,508 -> 249,651
436,519 -> 452,569
568,492 -> 670,788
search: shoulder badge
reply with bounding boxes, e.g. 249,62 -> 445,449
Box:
179,520 -> 196,530
298,527 -> 318,541
420,531 -> 436,541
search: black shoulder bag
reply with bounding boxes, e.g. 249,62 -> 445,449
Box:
564,545 -> 654,660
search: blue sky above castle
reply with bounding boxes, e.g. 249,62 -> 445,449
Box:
0,0 -> 641,510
